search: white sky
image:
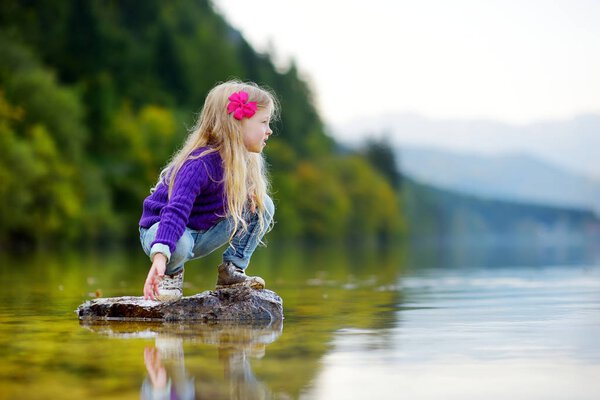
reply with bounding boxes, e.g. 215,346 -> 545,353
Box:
213,0 -> 600,127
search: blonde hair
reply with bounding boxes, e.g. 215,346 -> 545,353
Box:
155,79 -> 278,240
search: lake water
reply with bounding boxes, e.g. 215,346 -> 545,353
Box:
0,240 -> 599,399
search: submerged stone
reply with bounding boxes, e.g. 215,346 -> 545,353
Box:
77,286 -> 283,322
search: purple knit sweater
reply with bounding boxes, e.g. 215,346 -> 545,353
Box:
139,148 -> 226,254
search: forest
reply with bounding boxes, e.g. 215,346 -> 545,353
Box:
0,0 -> 405,247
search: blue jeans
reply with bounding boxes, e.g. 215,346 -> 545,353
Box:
139,196 -> 274,275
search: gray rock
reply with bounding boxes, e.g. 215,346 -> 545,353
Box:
77,286 -> 283,322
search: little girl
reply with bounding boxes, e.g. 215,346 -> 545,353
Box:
139,80 -> 276,301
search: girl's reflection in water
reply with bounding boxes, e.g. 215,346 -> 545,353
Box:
81,321 -> 282,400
142,336 -> 195,399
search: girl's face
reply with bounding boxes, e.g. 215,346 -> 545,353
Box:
241,108 -> 272,153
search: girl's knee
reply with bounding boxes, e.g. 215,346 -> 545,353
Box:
169,231 -> 195,266
263,195 -> 275,222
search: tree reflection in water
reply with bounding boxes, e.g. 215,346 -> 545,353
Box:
80,320 -> 283,399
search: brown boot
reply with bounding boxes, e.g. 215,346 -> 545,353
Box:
216,262 -> 265,290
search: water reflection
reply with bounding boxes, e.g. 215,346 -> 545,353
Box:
142,341 -> 193,400
81,320 -> 282,399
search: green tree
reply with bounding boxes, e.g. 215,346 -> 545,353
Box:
327,156 -> 405,241
0,37 -> 117,246
0,64 -> 86,243
294,161 -> 351,240
104,103 -> 179,232
361,137 -> 402,188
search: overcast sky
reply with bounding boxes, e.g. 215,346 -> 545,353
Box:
214,0 -> 600,128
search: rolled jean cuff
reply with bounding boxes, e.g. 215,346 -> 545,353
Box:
222,255 -> 248,270
150,243 -> 171,263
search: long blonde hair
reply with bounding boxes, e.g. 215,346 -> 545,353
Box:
155,80 -> 278,239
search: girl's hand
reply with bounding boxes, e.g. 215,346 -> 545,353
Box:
144,253 -> 167,300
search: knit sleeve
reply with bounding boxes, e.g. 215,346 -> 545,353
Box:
151,157 -> 208,254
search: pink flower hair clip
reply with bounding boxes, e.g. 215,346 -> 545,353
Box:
227,91 -> 257,120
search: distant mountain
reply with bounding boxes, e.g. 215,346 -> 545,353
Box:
402,177 -> 600,244
334,113 -> 600,180
398,146 -> 600,214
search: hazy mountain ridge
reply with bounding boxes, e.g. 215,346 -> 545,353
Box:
398,146 -> 600,214
335,112 -> 600,180
402,177 -> 600,244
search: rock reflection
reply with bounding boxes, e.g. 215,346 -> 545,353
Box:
80,320 -> 282,399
